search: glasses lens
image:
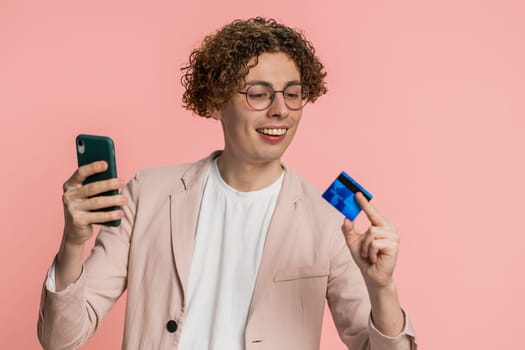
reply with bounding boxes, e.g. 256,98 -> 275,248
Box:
246,85 -> 272,110
283,85 -> 307,110
243,84 -> 308,110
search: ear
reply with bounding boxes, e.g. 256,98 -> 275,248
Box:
209,108 -> 222,120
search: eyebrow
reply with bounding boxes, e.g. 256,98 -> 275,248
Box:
245,80 -> 302,88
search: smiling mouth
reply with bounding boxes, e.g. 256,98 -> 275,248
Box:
256,128 -> 288,136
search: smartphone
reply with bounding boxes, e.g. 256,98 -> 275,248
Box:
75,134 -> 121,227
322,171 -> 373,221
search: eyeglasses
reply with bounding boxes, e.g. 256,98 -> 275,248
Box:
238,83 -> 308,111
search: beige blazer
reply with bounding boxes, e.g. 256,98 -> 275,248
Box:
38,152 -> 416,350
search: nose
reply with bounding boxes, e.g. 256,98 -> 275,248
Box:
268,92 -> 289,118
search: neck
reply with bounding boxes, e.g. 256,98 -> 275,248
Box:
216,153 -> 283,192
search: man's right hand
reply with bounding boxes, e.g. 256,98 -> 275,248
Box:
61,160 -> 127,246
53,161 -> 127,291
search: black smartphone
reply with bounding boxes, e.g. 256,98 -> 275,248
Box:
75,134 -> 121,227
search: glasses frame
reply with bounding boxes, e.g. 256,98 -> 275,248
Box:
238,83 -> 308,111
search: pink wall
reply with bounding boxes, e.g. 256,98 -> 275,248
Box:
2,0 -> 524,348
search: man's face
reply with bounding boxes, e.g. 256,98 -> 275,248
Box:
213,51 -> 303,166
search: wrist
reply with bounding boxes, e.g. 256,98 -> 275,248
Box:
57,234 -> 85,265
60,237 -> 85,253
365,276 -> 396,292
62,225 -> 88,247
367,280 -> 398,302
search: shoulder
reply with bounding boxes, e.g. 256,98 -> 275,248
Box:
286,168 -> 344,225
129,153 -> 214,195
136,162 -> 193,182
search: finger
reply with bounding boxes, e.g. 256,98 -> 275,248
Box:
62,178 -> 125,214
368,240 -> 379,263
68,207 -> 124,227
84,209 -> 124,225
341,218 -> 361,245
355,192 -> 391,227
360,228 -> 374,259
367,239 -> 397,264
341,218 -> 366,265
77,194 -> 128,211
63,161 -> 108,192
78,178 -> 125,198
360,226 -> 394,258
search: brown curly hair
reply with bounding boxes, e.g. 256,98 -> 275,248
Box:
181,17 -> 327,117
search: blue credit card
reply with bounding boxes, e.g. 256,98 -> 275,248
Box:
322,171 -> 373,220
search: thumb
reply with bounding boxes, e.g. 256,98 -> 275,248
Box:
341,218 -> 362,251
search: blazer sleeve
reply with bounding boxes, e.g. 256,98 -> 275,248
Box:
325,224 -> 417,350
37,175 -> 139,350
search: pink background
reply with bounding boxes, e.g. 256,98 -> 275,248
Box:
1,0 -> 524,348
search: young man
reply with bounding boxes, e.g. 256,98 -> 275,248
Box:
38,18 -> 416,349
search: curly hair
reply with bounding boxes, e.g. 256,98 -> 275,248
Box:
181,17 -> 327,117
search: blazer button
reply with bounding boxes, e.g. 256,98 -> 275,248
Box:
166,320 -> 178,333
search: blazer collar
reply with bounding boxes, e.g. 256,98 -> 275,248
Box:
169,151 -> 304,304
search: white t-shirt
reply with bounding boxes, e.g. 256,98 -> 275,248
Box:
177,159 -> 283,349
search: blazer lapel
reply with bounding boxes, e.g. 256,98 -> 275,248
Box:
248,167 -> 302,318
169,153 -> 218,298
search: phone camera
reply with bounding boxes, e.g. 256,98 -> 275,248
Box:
77,139 -> 85,154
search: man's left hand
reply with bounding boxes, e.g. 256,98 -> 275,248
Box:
341,192 -> 400,289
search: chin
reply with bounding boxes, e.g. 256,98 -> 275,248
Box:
256,147 -> 289,164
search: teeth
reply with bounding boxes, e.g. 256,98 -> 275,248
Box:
257,128 -> 287,136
